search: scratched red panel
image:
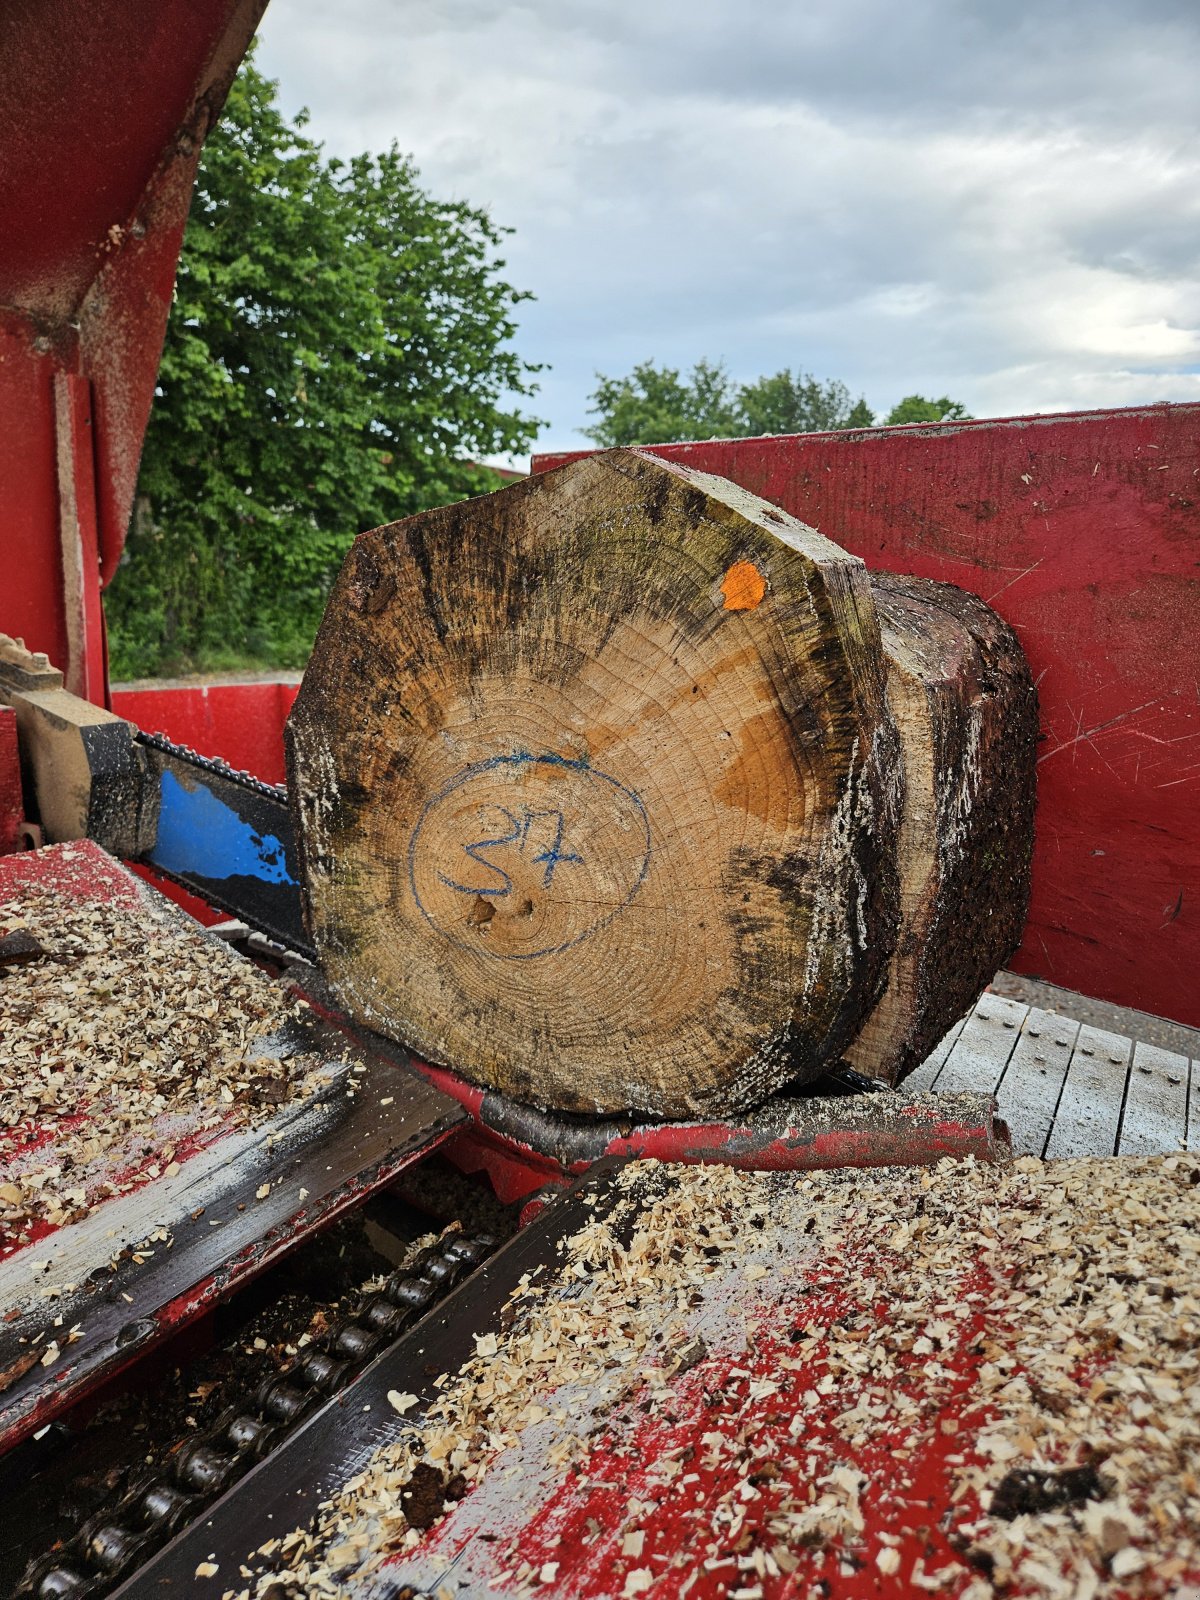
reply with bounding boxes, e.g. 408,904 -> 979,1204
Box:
535,406 -> 1200,1029
111,679 -> 301,785
0,314 -> 66,677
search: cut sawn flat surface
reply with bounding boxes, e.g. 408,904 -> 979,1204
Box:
289,448 -> 903,1120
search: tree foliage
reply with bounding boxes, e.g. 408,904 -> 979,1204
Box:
884,394 -> 972,425
106,51 -> 542,677
584,361 -> 875,447
584,361 -> 741,448
737,371 -> 875,437
585,363 -> 975,447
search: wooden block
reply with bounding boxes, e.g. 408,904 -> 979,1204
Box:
288,448 -> 901,1118
0,633 -> 154,858
842,575 -> 1038,1085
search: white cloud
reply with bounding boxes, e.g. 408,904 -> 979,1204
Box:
257,0 -> 1200,451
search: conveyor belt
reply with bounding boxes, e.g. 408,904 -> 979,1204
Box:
911,990 -> 1198,1156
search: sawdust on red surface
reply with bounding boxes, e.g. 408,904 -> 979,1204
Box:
226,1151 -> 1199,1600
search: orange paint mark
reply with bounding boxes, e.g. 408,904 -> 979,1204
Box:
720,560 -> 767,612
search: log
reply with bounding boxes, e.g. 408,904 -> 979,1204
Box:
841,573 -> 1038,1085
288,448 -> 900,1118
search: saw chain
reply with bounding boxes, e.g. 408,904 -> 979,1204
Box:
134,730 -> 313,959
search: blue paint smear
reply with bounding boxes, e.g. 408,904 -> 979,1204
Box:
152,769 -> 295,885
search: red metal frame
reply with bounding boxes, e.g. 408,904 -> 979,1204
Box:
409,1060 -> 1007,1205
112,677 -> 301,786
535,408 -> 1200,1032
0,0 -> 265,704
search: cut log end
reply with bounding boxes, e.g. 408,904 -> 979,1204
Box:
288,448 -> 899,1119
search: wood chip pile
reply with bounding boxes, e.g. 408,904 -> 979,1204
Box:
227,1153 -> 1199,1600
0,865 -> 323,1249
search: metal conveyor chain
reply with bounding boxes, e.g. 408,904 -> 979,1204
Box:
135,730 -> 290,806
19,1228 -> 497,1599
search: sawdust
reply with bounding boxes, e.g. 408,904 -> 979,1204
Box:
0,867 -> 324,1248
226,1154 -> 1199,1600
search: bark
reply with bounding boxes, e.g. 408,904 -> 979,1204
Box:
842,572 -> 1038,1085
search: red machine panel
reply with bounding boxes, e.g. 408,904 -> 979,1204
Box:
535,406 -> 1200,1031
0,0 -> 265,701
112,678 -> 301,787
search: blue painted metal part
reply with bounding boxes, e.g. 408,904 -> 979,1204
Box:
153,768 -> 295,885
138,747 -> 311,955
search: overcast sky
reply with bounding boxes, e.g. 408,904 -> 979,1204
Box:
257,0 -> 1200,457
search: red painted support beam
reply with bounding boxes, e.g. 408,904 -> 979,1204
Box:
0,0 -> 265,704
535,406 -> 1200,1031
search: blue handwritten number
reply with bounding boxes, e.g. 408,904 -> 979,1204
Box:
438,807 -> 583,897
530,810 -> 583,888
437,808 -> 521,897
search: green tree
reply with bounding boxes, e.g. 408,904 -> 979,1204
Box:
583,359 -> 741,448
106,50 -> 542,677
584,360 -> 874,447
884,394 -> 971,425
737,370 -> 874,435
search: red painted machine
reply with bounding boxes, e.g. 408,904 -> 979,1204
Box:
1,7 -> 1197,1599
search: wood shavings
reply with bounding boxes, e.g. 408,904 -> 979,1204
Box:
0,871 -> 326,1247
225,1153 -> 1199,1600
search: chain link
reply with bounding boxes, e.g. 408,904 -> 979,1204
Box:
19,1229 -> 497,1599
136,730 -> 290,805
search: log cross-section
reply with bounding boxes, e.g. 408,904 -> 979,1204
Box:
288,448 -> 901,1118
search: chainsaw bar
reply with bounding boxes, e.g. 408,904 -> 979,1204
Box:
135,731 -> 312,957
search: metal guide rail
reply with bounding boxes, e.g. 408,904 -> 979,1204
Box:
111,1155 -> 1200,1600
0,842 -> 465,1452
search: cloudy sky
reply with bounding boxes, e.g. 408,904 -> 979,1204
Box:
257,0 -> 1200,457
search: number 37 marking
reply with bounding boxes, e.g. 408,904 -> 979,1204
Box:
438,807 -> 583,898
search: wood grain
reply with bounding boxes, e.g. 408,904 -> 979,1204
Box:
288,448 -> 900,1118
